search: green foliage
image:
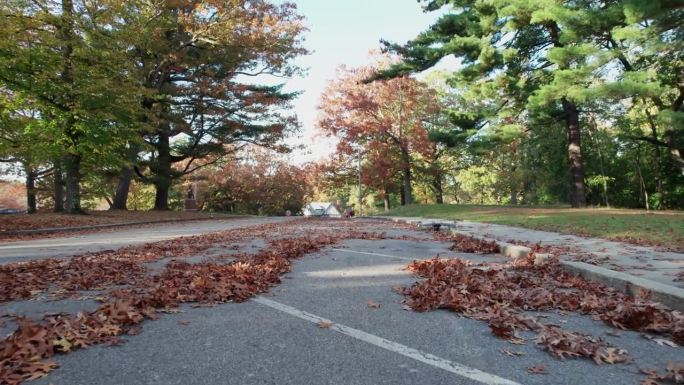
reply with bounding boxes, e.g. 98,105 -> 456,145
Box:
127,181 -> 156,211
0,0 -> 308,212
370,0 -> 684,210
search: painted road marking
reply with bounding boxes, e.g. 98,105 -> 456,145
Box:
254,297 -> 522,385
330,248 -> 417,261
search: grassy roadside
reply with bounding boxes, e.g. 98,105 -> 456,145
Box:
382,204 -> 684,251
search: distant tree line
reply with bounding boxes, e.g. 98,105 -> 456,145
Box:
315,1 -> 683,211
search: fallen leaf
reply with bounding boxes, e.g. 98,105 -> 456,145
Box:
52,337 -> 72,353
21,360 -> 59,381
178,320 -> 190,326
499,348 -> 525,357
640,368 -> 659,376
156,308 -> 184,314
527,365 -> 548,374
509,337 -> 527,345
640,379 -> 660,385
598,348 -> 629,364
367,300 -> 381,309
317,321 -> 333,329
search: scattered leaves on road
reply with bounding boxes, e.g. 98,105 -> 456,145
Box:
398,253 -> 684,372
0,219 -> 412,384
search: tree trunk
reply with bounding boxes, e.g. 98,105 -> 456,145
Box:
402,168 -> 412,205
527,128 -> 539,205
60,0 -> 82,215
529,174 -> 538,205
643,107 -> 664,207
111,168 -> 133,210
547,23 -> 587,208
111,144 -> 140,210
154,182 -> 170,210
664,129 -> 684,175
64,153 -> 83,214
25,168 -> 37,214
400,147 -> 412,205
383,190 -> 391,212
562,98 -> 587,208
53,159 -> 64,212
510,165 -> 517,205
588,118 -> 610,207
636,145 -> 650,210
432,172 -> 444,204
153,132 -> 172,210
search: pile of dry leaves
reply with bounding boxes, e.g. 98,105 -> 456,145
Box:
433,232 -> 501,254
641,363 -> 684,384
400,252 -> 683,380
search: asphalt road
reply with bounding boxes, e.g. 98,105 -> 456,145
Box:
2,220 -> 682,385
0,217 -> 290,264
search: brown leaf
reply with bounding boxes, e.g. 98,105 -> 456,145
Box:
490,323 -> 514,340
178,320 -> 190,326
509,337 -> 527,345
367,300 -> 381,309
52,337 -> 72,352
21,360 -> 59,381
317,321 -> 334,329
597,348 -> 629,364
527,365 -> 548,374
156,308 -> 184,314
499,348 -> 525,357
640,379 -> 660,385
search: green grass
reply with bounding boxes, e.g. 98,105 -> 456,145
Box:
382,204 -> 684,251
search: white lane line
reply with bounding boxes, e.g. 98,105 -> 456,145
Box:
330,248 -> 417,261
253,297 -> 521,385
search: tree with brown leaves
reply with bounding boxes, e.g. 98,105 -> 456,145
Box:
317,57 -> 439,206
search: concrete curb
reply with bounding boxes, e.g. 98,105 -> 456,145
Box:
0,215 -> 251,236
559,261 -> 684,311
376,216 -> 529,259
374,215 -> 684,312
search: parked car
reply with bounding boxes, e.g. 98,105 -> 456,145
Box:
0,208 -> 25,214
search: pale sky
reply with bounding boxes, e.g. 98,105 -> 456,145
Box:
278,0 -> 453,164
